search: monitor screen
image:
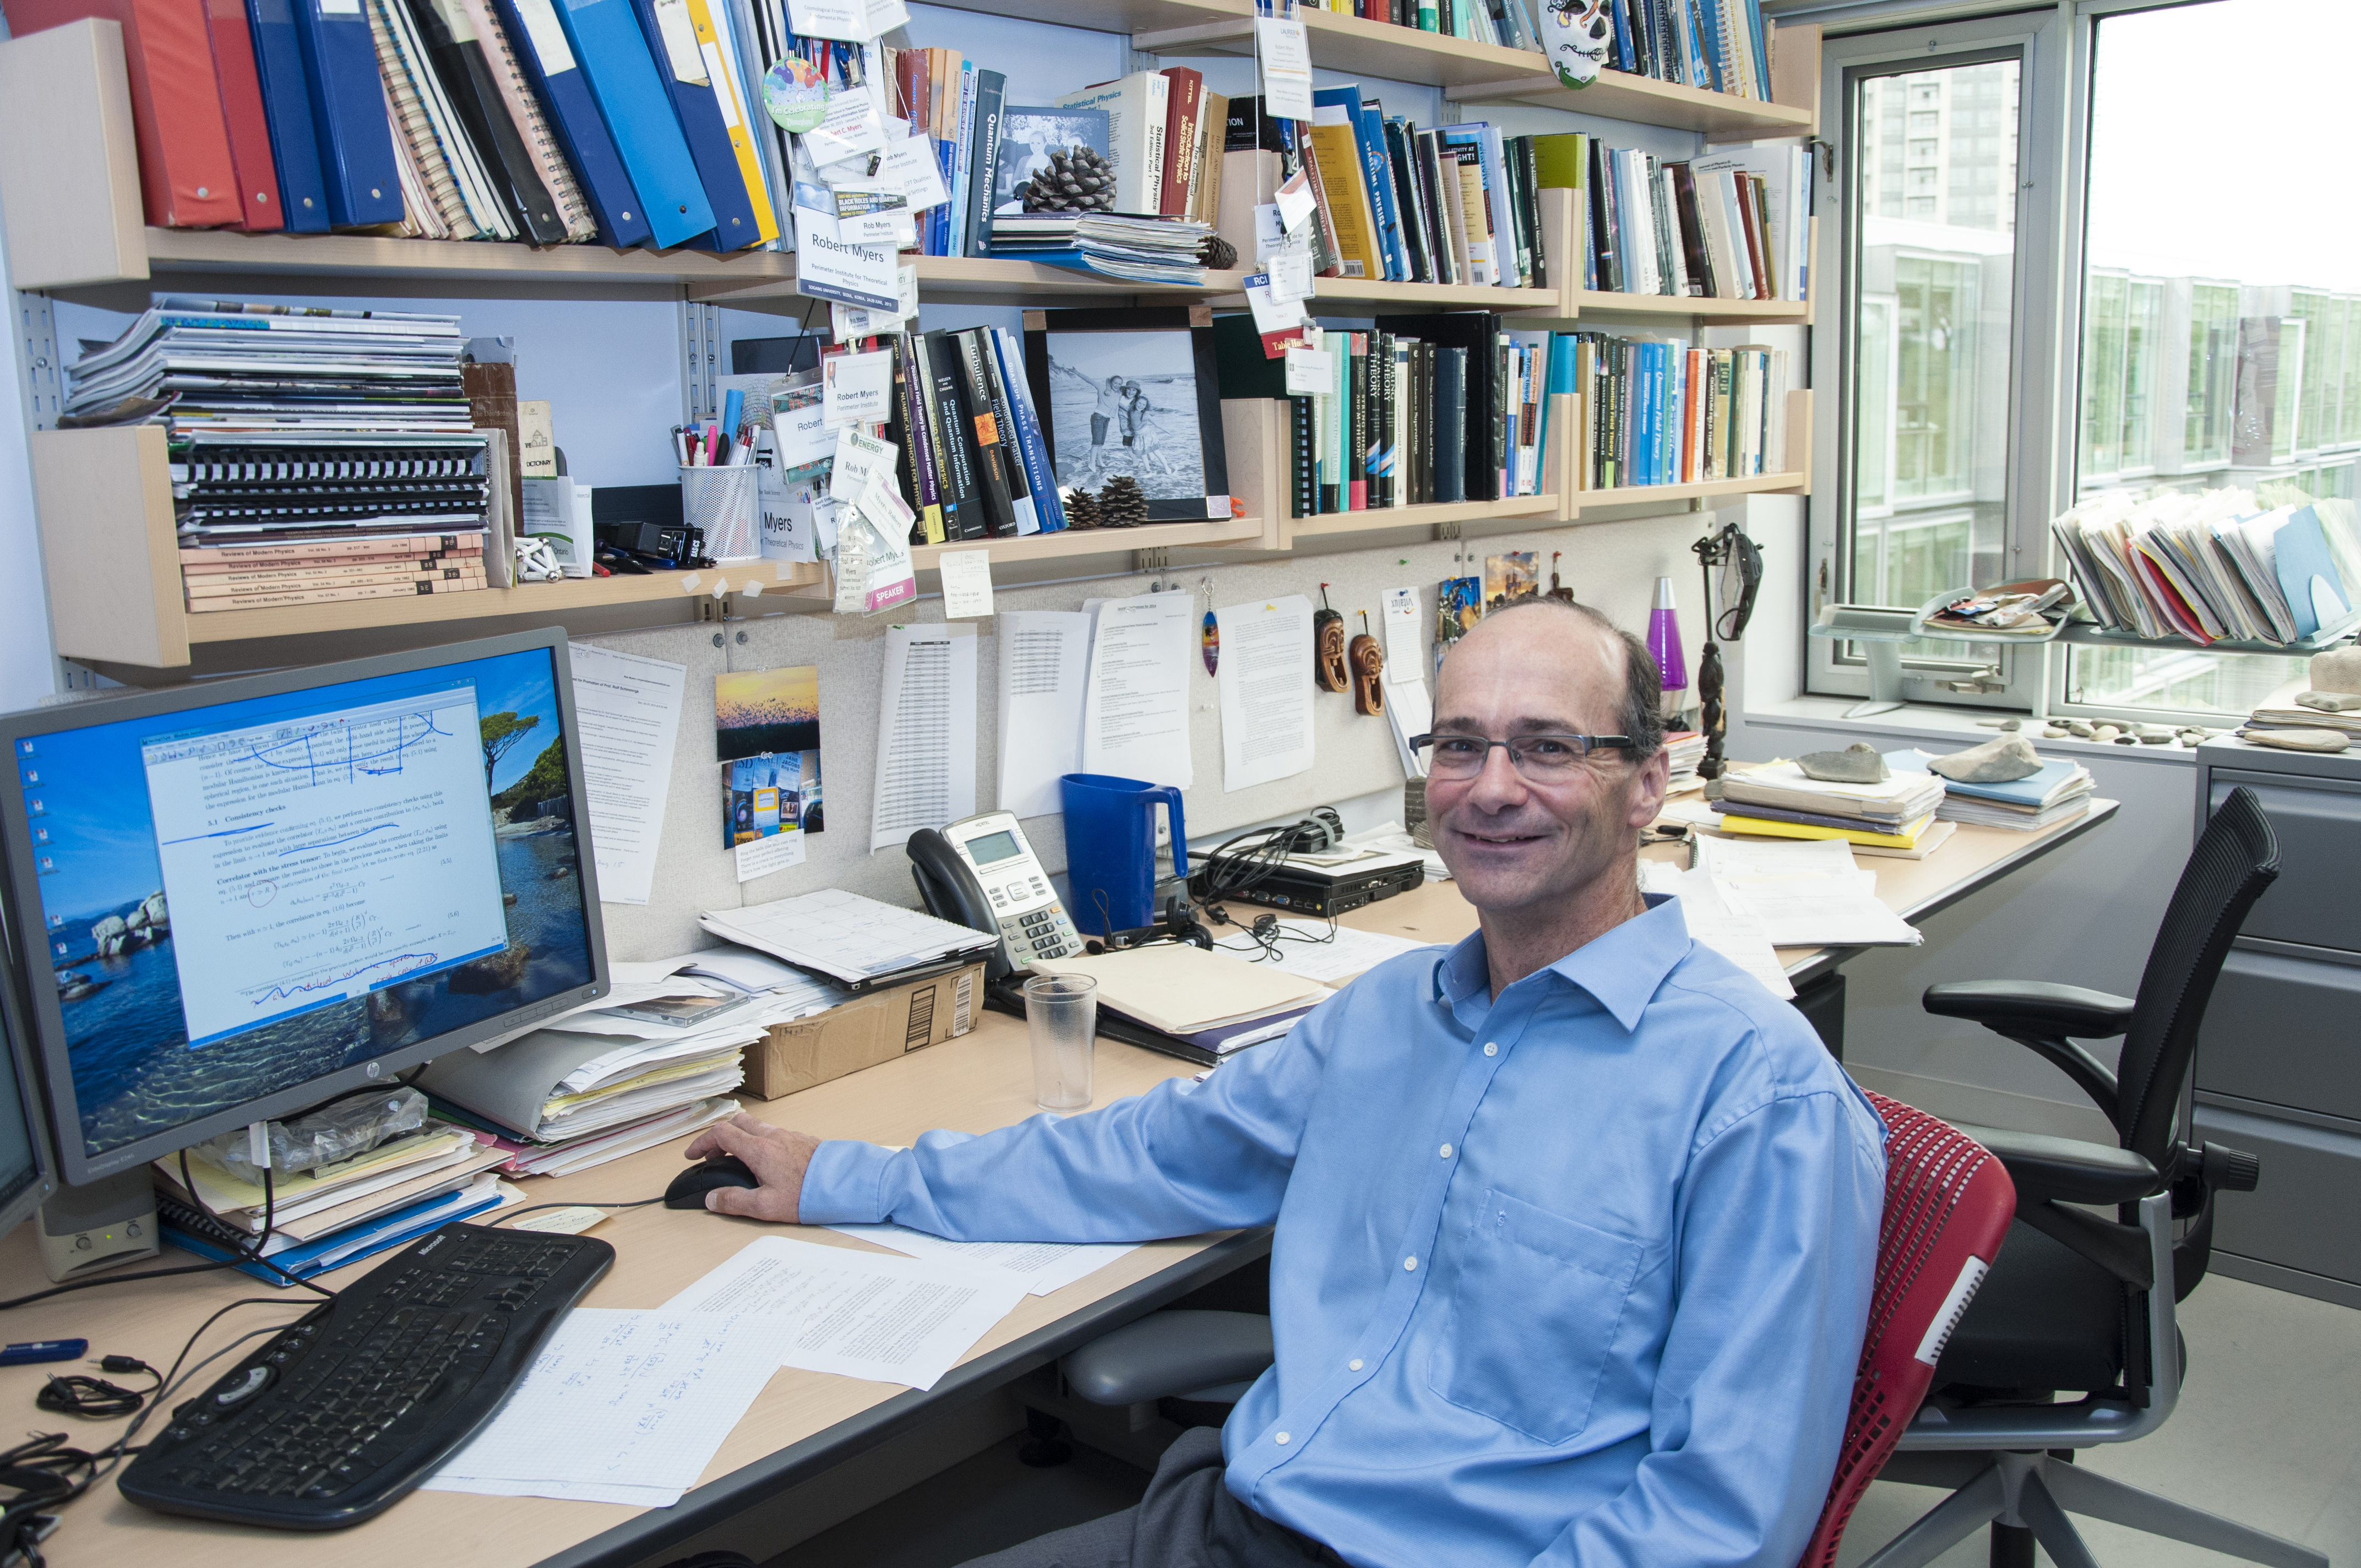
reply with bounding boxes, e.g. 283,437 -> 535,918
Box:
2,630 -> 607,1181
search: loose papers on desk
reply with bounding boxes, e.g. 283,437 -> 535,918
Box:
1636,864 -> 1795,999
871,623 -> 980,852
701,888 -> 998,988
423,1310 -> 793,1507
1691,836 -> 1923,948
827,1224 -> 1142,1297
158,1123 -> 500,1239
662,1237 -> 1027,1391
415,1019 -> 755,1147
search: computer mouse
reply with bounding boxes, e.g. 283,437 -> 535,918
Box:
665,1155 -> 761,1210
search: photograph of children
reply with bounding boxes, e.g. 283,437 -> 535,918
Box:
1437,576 -> 1483,643
1484,551 -> 1539,610
1043,329 -> 1205,500
715,665 -> 819,763
724,753 -> 823,850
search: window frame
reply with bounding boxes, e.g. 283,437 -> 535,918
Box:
1807,9 -> 2073,710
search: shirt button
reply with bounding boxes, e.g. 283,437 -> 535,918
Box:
1404,1255 -> 1418,1271
1439,1143 -> 1452,1158
1483,1042 -> 1498,1057
1348,1359 -> 1364,1371
1275,1431 -> 1291,1445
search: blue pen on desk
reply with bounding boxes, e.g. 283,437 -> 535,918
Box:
1,1340 -> 88,1366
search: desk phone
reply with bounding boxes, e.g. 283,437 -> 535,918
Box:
924,813 -> 1083,965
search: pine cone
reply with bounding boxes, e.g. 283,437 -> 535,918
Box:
1062,486 -> 1101,529
1098,474 -> 1148,529
1022,146 -> 1117,214
1198,234 -> 1238,270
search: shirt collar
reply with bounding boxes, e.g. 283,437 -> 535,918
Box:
1432,893 -> 1691,1032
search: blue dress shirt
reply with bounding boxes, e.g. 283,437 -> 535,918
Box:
799,895 -> 1888,1568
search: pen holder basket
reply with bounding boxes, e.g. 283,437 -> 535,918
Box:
679,465 -> 761,561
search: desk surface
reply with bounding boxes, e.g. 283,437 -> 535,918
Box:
1,798 -> 2115,1567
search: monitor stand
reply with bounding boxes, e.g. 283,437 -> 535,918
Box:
39,1167 -> 160,1283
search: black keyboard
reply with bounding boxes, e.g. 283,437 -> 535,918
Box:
119,1222 -> 612,1529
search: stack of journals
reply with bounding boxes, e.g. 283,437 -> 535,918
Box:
988,214 -> 1212,286
2245,703 -> 2361,742
1891,749 -> 2096,832
1032,945 -> 1334,1065
2052,490 -> 2361,646
1711,759 -> 1947,851
700,888 -> 1000,990
154,1120 -> 515,1283
1664,730 -> 1709,790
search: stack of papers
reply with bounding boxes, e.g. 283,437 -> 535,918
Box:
2247,704 -> 2361,741
989,214 -> 1212,285
2052,490 -> 2361,646
1712,759 -> 1947,849
701,889 -> 999,988
1031,945 -> 1331,1038
1638,862 -> 1794,999
1663,731 -> 1709,791
1889,748 -> 2096,832
1692,836 -> 1923,949
156,1123 -> 506,1245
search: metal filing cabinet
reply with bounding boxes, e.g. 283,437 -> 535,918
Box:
2192,738 -> 2361,1308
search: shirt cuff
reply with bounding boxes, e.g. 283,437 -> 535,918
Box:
797,1140 -> 897,1223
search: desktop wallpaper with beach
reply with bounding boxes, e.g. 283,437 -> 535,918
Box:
17,648 -> 596,1161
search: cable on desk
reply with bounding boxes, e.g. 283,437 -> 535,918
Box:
34,1358 -> 161,1420
0,1157 -> 329,1313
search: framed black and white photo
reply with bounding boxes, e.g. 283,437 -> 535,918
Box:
1022,307 -> 1231,522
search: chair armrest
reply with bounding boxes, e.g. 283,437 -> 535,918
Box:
1954,1123 -> 2158,1206
1923,981 -> 2136,1038
1060,1310 -> 1275,1406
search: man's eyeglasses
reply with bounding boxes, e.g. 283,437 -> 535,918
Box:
1410,733 -> 1634,778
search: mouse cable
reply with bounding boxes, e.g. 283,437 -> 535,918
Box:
486,1197 -> 665,1228
34,1357 -> 161,1420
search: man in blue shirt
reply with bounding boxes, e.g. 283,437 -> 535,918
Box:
685,598 -> 1888,1568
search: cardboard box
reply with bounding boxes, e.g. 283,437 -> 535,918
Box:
741,962 -> 984,1100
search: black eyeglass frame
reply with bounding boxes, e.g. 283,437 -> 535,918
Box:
1408,733 -> 1638,774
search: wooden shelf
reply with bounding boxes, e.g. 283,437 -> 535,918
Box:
1282,493 -> 1558,541
1569,289 -> 1808,324
1570,470 -> 1806,510
911,511 -> 1275,570
1133,4 -> 1544,92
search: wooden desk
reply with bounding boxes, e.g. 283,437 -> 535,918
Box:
0,1022 -> 1241,1568
1,799 -> 2115,1567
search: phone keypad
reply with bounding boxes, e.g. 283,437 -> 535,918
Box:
998,906 -> 1081,963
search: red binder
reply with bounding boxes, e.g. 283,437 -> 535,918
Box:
202,0 -> 282,230
1,0 -> 243,227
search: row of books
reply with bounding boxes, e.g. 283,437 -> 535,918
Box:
1577,139 -> 1808,302
1299,0 -> 1775,106
880,326 -> 1070,542
1560,333 -> 1792,491
2051,489 -> 2361,647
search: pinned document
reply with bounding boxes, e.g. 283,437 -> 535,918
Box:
997,611 -> 1092,820
870,624 -> 979,852
1215,596 -> 1315,792
567,643 -> 687,907
1082,593 -> 1195,788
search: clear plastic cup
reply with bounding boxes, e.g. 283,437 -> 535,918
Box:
1024,973 -> 1097,1110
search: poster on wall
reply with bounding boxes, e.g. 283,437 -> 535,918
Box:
716,666 -> 824,880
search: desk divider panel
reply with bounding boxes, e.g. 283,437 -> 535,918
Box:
580,510 -> 1732,962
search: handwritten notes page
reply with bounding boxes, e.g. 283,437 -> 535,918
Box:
421,1309 -> 792,1507
826,1223 -> 1141,1296
661,1236 -> 1026,1390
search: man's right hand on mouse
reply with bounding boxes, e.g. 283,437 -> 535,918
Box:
682,1113 -> 820,1221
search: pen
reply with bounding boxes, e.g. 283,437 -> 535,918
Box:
1,1340 -> 88,1366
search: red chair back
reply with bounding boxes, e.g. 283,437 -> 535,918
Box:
1796,1092 -> 2016,1568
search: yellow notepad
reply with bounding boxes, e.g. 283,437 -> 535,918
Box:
1710,812 -> 1937,851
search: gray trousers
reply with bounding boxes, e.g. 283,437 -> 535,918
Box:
956,1428 -> 1346,1568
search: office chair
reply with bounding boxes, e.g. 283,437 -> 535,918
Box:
1862,784 -> 2322,1568
1058,1098 -> 2018,1568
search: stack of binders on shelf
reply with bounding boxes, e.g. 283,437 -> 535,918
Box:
62,298 -> 503,613
2050,489 -> 2361,648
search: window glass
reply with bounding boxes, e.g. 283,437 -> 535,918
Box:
2068,0 -> 2360,716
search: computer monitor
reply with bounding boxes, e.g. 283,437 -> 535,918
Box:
0,912 -> 59,1236
0,628 -> 610,1186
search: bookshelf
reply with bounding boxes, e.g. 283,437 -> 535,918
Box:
0,10 -> 1822,669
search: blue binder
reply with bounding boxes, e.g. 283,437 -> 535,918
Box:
287,0 -> 402,227
486,0 -> 651,246
552,0 -> 713,248
620,0 -> 758,251
244,0 -> 333,232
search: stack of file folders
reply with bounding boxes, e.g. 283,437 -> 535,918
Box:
989,214 -> 1212,286
1710,760 -> 1950,852
154,1118 -> 516,1284
1030,944 -> 1332,1068
1890,749 -> 2095,832
699,889 -> 1002,993
415,956 -> 844,1173
2050,489 -> 2361,647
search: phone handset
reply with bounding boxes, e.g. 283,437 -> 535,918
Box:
906,814 -> 1082,982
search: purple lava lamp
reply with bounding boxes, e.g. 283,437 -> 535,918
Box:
1647,576 -> 1688,711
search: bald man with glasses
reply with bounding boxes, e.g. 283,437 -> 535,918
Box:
684,597 -> 1887,1568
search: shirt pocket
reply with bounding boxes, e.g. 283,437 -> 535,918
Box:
1427,1188 -> 1647,1444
